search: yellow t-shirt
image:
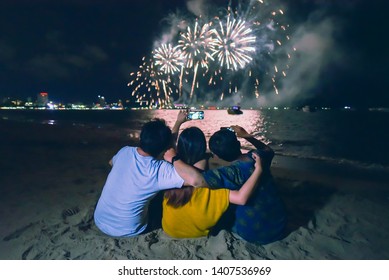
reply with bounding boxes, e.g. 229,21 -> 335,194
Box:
162,187 -> 230,238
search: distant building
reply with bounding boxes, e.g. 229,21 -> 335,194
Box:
37,92 -> 49,107
173,103 -> 187,109
97,95 -> 107,107
135,100 -> 149,108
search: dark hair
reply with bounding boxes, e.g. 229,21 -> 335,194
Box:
164,186 -> 194,209
139,118 -> 172,158
209,129 -> 241,162
165,127 -> 206,208
177,127 -> 207,166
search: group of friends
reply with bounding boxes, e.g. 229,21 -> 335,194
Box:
93,110 -> 287,245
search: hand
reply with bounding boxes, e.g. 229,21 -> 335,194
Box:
164,148 -> 177,163
252,152 -> 262,170
176,109 -> 188,125
231,125 -> 252,138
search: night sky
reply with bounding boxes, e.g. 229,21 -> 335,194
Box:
0,0 -> 387,107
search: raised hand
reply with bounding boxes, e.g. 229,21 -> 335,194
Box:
176,109 -> 188,125
231,125 -> 252,138
251,152 -> 262,170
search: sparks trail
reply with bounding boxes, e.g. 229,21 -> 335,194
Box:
178,18 -> 217,99
128,56 -> 177,108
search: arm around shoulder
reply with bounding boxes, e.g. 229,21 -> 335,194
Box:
228,153 -> 262,205
173,159 -> 208,187
164,148 -> 208,188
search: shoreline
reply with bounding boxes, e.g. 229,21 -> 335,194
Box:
1,120 -> 389,259
272,154 -> 389,192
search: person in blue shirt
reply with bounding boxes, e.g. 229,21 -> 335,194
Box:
94,118 -> 206,237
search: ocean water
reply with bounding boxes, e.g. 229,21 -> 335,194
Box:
2,109 -> 389,172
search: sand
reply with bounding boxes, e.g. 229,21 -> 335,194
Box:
0,119 -> 389,260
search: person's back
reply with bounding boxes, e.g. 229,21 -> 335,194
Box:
231,151 -> 285,244
94,119 -> 185,237
162,126 -> 263,239
162,126 -> 225,238
95,146 -> 185,237
205,127 -> 286,244
162,187 -> 230,238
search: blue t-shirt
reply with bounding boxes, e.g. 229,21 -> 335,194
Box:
203,150 -> 286,244
94,146 -> 185,237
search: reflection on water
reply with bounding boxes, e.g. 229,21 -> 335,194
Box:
2,108 -> 389,166
151,109 -> 268,148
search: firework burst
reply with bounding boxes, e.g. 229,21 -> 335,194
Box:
211,13 -> 256,71
177,19 -> 219,99
153,43 -> 184,75
178,19 -> 217,69
127,56 -> 177,108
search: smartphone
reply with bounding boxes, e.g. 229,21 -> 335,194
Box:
220,127 -> 234,132
187,111 -> 204,120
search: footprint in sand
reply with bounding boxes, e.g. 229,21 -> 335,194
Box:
61,206 -> 80,220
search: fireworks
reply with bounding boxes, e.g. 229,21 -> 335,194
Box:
178,19 -> 216,69
177,19 -> 218,99
127,0 -> 294,107
127,56 -> 177,108
211,14 -> 256,71
153,43 -> 184,75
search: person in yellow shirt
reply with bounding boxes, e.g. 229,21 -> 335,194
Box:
162,124 -> 262,238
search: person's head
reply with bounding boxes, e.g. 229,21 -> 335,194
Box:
209,129 -> 241,162
165,126 -> 206,208
176,126 -> 206,165
139,118 -> 172,158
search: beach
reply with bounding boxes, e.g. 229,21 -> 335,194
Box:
1,118 -> 389,260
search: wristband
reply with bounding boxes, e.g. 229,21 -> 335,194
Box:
171,155 -> 180,164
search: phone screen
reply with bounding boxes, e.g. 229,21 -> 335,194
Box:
221,127 -> 234,132
187,111 -> 204,120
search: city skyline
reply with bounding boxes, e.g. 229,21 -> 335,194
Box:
0,91 -> 127,107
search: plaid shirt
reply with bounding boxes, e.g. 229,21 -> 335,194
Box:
203,150 -> 286,244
